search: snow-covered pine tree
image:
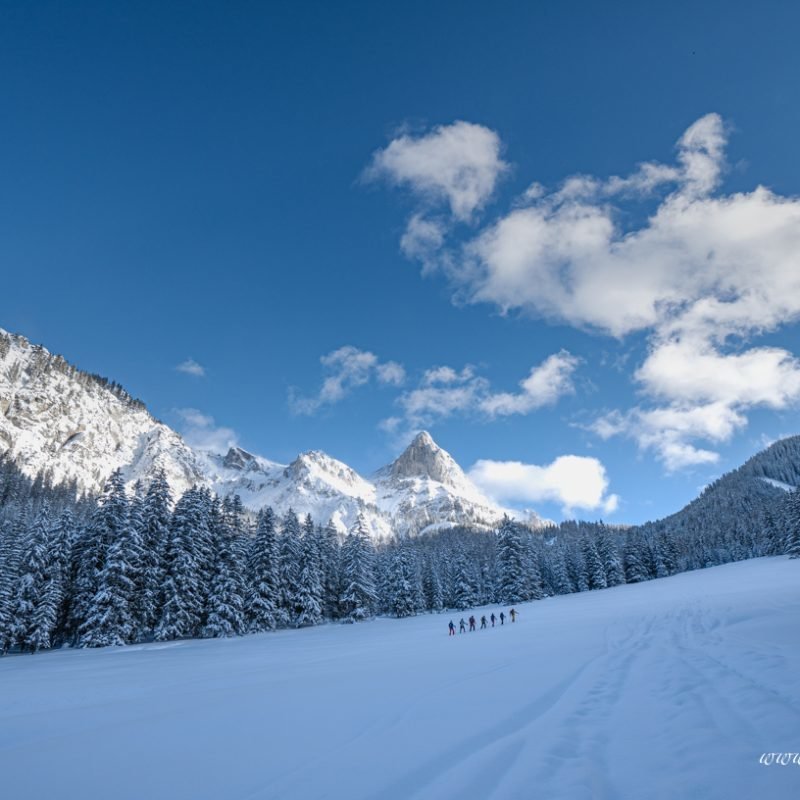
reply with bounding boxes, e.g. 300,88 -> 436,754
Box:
80,483 -> 142,648
155,488 -> 208,641
339,514 -> 377,622
316,520 -> 341,619
277,510 -> 302,627
135,469 -> 172,638
580,535 -> 607,590
421,553 -> 444,611
386,544 -> 418,618
203,500 -> 246,638
294,516 -> 323,628
70,470 -> 129,641
784,487 -> 800,558
11,505 -> 51,652
550,543 -> 575,595
449,544 -> 477,610
523,532 -> 545,600
597,528 -> 625,587
495,516 -> 528,603
0,514 -> 24,653
623,533 -> 650,583
245,507 -> 280,632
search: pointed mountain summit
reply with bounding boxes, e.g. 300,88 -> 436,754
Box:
383,431 -> 465,486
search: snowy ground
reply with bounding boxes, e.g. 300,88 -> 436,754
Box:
2,557 -> 799,800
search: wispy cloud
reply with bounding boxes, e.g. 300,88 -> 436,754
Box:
175,358 -> 206,377
289,346 -> 405,415
176,407 -> 238,454
385,351 -> 579,434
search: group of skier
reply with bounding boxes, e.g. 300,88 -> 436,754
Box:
448,608 -> 518,635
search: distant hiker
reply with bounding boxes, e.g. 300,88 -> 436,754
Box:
480,615 -> 487,629
448,620 -> 456,636
490,613 -> 496,627
469,615 -> 476,632
459,618 -> 467,634
499,612 -> 505,625
510,608 -> 518,623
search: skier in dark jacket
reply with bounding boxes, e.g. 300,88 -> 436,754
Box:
469,615 -> 476,632
448,620 -> 456,636
490,613 -> 496,627
510,608 -> 518,623
480,615 -> 487,629
499,612 -> 505,625
459,618 -> 467,633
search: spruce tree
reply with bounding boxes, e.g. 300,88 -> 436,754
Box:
277,510 -> 302,627
135,470 -> 172,638
80,485 -> 141,648
581,535 -> 607,590
495,517 -> 528,603
316,520 -> 341,619
597,529 -> 625,587
339,514 -> 377,621
246,508 -> 280,632
294,515 -> 323,627
203,504 -> 246,638
784,488 -> 800,558
155,488 -> 208,641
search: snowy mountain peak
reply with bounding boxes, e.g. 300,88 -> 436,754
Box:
384,430 -> 464,486
222,446 -> 259,471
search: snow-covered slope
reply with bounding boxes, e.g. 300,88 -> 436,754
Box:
0,328 -> 520,536
2,556 -> 798,800
0,329 -> 206,496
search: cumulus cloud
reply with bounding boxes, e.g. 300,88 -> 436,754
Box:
290,346 -> 405,415
176,408 -> 238,454
468,455 -> 619,515
365,120 -> 509,222
175,358 -> 206,377
391,352 -> 578,431
375,112 -> 800,468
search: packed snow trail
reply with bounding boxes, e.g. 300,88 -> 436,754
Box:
1,557 -> 799,800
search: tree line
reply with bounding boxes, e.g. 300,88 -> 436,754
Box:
0,456 -> 798,654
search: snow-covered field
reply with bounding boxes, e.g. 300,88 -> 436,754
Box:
1,557 -> 799,800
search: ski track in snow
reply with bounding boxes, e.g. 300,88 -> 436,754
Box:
1,557 -> 799,800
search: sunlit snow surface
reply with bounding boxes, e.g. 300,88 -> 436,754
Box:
2,557 -> 799,800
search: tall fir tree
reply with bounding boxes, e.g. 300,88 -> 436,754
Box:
339,514 -> 377,622
80,483 -> 142,648
245,507 -> 280,632
294,516 -> 323,627
135,469 -> 172,638
784,488 -> 800,558
581,535 -> 607,590
495,517 -> 528,603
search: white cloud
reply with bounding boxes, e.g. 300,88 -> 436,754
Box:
365,120 -> 509,222
375,112 -> 800,468
589,402 -> 747,471
636,338 -> 800,408
176,408 -> 238,454
290,346 -> 405,415
391,352 -> 578,430
175,358 -> 206,377
469,455 -> 619,515
479,351 -> 579,417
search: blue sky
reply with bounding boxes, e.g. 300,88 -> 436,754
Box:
2,0 -> 800,523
